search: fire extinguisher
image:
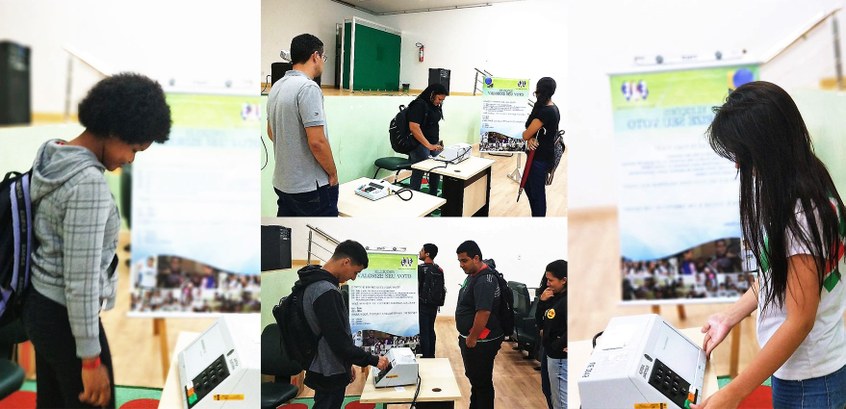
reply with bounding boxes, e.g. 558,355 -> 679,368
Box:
416,42 -> 424,62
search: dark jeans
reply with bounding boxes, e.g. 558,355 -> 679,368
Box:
540,345 -> 552,409
312,384 -> 346,409
419,304 -> 438,358
524,159 -> 551,217
409,144 -> 441,194
459,336 -> 503,409
22,288 -> 115,409
275,184 -> 339,217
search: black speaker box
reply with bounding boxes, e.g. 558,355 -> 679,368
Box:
428,68 -> 451,96
271,62 -> 321,86
0,41 -> 31,125
261,225 -> 292,271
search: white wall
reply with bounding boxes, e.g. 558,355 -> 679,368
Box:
380,0 -> 566,96
261,0 -> 374,85
567,0 -> 846,209
261,0 -> 567,101
0,0 -> 260,115
262,217 -> 568,316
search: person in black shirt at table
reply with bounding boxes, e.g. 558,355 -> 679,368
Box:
455,240 -> 503,409
541,260 -> 568,409
522,77 -> 561,217
407,84 -> 446,194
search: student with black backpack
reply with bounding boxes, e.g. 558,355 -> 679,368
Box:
407,84 -> 447,194
24,73 -> 171,409
521,77 -> 561,217
455,240 -> 510,409
417,243 -> 445,358
290,240 -> 388,409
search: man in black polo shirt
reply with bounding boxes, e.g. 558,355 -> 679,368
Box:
455,240 -> 503,409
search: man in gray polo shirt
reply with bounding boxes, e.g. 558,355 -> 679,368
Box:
267,33 -> 339,216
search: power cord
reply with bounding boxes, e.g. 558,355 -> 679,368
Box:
592,331 -> 603,349
260,133 -> 269,170
409,373 -> 422,408
261,74 -> 271,94
393,187 -> 414,201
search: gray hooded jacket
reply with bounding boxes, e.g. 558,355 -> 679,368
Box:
30,139 -> 119,358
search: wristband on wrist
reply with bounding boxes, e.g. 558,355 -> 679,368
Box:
82,357 -> 101,370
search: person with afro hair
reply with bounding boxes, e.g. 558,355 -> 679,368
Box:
23,72 -> 171,408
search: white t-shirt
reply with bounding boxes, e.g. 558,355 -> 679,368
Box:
756,203 -> 846,380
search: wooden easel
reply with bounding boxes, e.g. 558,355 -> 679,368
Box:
651,304 -> 742,377
153,318 -> 169,380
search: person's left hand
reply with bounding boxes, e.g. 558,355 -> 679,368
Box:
466,336 -> 477,348
690,390 -> 741,409
349,366 -> 356,383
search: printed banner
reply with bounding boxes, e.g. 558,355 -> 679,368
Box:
613,65 -> 758,303
480,77 -> 532,153
349,252 -> 420,355
129,94 -> 261,316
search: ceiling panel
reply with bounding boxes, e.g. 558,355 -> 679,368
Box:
332,0 -> 524,15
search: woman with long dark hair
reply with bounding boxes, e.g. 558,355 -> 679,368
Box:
691,81 -> 846,409
407,83 -> 446,194
522,77 -> 560,216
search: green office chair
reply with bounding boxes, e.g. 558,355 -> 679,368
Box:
261,323 -> 301,409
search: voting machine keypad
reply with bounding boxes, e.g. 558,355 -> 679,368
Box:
648,359 -> 697,409
184,354 -> 231,407
375,363 -> 394,385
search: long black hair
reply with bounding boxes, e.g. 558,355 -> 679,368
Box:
526,77 -> 556,127
707,81 -> 845,311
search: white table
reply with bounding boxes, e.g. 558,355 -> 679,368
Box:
360,358 -> 461,408
410,156 -> 494,217
339,177 -> 446,217
569,327 -> 719,408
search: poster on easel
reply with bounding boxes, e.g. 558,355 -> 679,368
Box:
128,93 -> 261,316
612,64 -> 759,304
479,77 -> 532,153
348,251 -> 420,355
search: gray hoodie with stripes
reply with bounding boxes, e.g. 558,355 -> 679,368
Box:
29,139 -> 119,358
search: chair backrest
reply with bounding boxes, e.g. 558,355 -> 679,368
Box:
507,281 -> 531,316
261,323 -> 303,378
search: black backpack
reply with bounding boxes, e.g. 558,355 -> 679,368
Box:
420,263 -> 446,307
480,260 -> 515,337
272,282 -> 322,370
388,100 -> 426,154
0,170 -> 36,327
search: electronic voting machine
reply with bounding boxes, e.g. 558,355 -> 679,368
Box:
177,314 -> 260,409
578,314 -> 707,409
373,347 -> 419,388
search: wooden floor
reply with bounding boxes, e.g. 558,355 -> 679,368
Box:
291,316 -> 548,408
483,148 -> 567,218
567,208 -> 763,378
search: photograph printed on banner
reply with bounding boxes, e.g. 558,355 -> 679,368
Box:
130,255 -> 261,313
621,237 -> 752,301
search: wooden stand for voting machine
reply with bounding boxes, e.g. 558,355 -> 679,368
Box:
651,304 -> 741,378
